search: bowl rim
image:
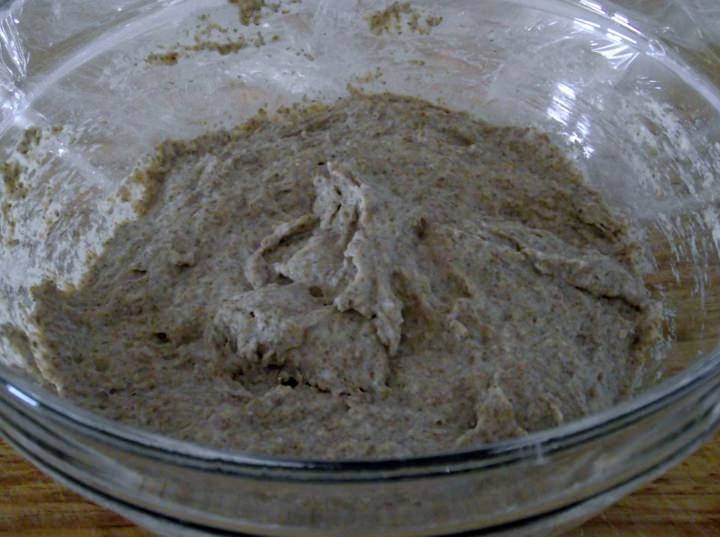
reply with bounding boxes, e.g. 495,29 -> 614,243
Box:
2,0 -> 720,477
3,348 -> 720,475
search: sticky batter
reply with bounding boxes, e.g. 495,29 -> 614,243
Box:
32,93 -> 662,458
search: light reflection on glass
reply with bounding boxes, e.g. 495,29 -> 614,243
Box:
556,82 -> 576,100
593,41 -> 639,70
611,12 -> 644,37
607,27 -> 637,45
579,0 -> 604,15
547,82 -> 575,126
573,18 -> 600,33
7,384 -> 39,407
573,18 -> 641,70
547,82 -> 595,158
569,116 -> 595,158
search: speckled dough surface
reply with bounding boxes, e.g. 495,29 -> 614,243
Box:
31,93 -> 662,459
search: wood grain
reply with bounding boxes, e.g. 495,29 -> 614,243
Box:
1,435 -> 718,536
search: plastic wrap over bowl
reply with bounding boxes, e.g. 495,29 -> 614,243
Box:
1,1 -> 720,535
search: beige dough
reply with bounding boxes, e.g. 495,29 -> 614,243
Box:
31,93 -> 662,459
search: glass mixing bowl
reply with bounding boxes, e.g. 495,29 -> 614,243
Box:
1,0 -> 720,535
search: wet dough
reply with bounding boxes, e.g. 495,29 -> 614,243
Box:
31,93 -> 662,458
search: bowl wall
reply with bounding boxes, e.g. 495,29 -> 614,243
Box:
1,1 -> 720,535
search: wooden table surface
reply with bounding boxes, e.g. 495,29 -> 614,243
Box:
1,434 -> 718,537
